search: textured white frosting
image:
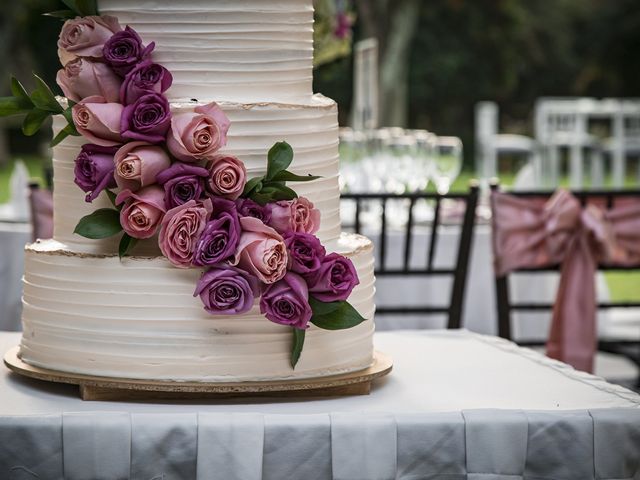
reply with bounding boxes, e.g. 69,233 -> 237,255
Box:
20,234 -> 375,381
52,96 -> 341,254
98,0 -> 314,103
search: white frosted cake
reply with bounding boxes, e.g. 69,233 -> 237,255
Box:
19,0 -> 376,382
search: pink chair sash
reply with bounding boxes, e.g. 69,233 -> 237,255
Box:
491,189 -> 640,372
29,186 -> 53,242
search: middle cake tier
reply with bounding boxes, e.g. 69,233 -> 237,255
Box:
52,94 -> 342,254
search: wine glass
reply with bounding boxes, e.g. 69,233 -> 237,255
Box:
432,136 -> 463,194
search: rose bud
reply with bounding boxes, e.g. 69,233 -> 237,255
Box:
115,185 -> 166,239
56,57 -> 121,103
235,198 -> 273,223
166,102 -> 230,162
121,92 -> 171,144
120,60 -> 173,105
284,232 -> 326,275
72,95 -> 124,146
73,144 -> 118,202
57,15 -> 121,65
231,216 -> 288,284
114,141 -> 171,192
158,199 -> 212,268
260,273 -> 312,329
205,154 -> 247,200
103,26 -> 154,76
269,197 -> 321,235
194,265 -> 260,316
156,162 -> 209,210
308,253 -> 360,302
193,198 -> 241,266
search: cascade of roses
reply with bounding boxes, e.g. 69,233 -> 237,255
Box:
59,15 -> 361,341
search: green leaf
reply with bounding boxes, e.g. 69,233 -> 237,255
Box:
73,208 -> 122,239
0,97 -> 31,116
249,191 -> 272,206
309,297 -> 367,330
259,184 -> 298,201
105,190 -> 118,208
30,74 -> 63,113
22,108 -> 50,136
10,77 -> 31,104
265,142 -> 294,181
271,170 -> 321,183
118,233 -> 138,258
242,176 -> 264,197
43,9 -> 77,19
291,328 -> 306,369
75,0 -> 98,15
50,123 -> 79,147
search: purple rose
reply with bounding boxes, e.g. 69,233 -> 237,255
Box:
156,162 -> 209,209
308,253 -> 359,302
103,26 -> 154,76
193,198 -> 241,266
120,60 -> 173,105
236,198 -> 273,223
73,144 -> 118,202
284,232 -> 326,275
260,273 -> 312,329
194,265 -> 260,315
121,92 -> 171,144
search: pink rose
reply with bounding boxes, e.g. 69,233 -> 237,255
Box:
159,199 -> 212,268
72,95 -> 124,146
231,216 -> 288,284
269,197 -> 321,235
206,155 -> 247,200
56,57 -> 121,103
116,185 -> 166,239
166,102 -> 230,162
57,15 -> 122,65
114,141 -> 171,191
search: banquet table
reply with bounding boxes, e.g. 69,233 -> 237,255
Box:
1,329 -> 639,479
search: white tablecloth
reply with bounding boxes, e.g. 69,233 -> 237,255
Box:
0,222 -> 30,331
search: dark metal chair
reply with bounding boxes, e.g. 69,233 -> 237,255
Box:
490,183 -> 640,385
341,183 -> 479,329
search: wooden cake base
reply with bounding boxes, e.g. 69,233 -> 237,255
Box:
4,346 -> 392,401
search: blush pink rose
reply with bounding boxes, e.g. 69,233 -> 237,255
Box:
269,197 -> 321,235
114,141 -> 171,191
56,57 -> 121,103
57,15 -> 122,65
72,95 -> 124,146
166,102 -> 230,162
159,199 -> 213,268
116,185 -> 166,239
206,155 -> 247,200
231,216 -> 288,284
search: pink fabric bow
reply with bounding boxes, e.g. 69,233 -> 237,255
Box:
491,189 -> 640,372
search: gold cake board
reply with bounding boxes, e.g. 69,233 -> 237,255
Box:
4,346 -> 392,401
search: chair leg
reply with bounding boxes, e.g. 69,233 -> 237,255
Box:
496,276 -> 512,340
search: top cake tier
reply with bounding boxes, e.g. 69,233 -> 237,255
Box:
98,0 -> 314,103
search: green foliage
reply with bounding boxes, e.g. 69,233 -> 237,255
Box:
309,297 -> 366,330
74,208 -> 122,239
60,0 -> 97,16
118,233 -> 138,259
290,328 -> 306,368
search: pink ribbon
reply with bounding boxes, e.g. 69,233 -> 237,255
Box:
491,189 -> 640,372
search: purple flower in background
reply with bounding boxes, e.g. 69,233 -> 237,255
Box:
236,198 -> 273,223
260,272 -> 312,329
73,144 -> 118,202
193,198 -> 241,266
334,12 -> 352,39
156,162 -> 209,209
121,92 -> 171,143
284,232 -> 326,275
120,60 -> 173,105
308,253 -> 359,302
194,265 -> 260,315
103,26 -> 154,76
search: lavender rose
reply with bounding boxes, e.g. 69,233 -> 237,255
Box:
269,197 -> 321,235
260,273 -> 312,329
231,216 -> 288,284
72,95 -> 124,146
120,60 -> 173,105
194,265 -> 260,315
114,141 -> 171,191
236,198 -> 273,223
57,15 -> 121,65
103,26 -> 155,76
205,155 -> 247,200
156,162 -> 209,209
166,102 -> 230,162
73,144 -> 118,202
308,253 -> 359,302
115,185 -> 166,239
193,198 -> 241,266
159,199 -> 212,268
121,92 -> 171,144
56,57 -> 121,103
284,232 -> 326,275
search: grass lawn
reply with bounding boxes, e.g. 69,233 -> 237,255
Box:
0,156 -> 48,204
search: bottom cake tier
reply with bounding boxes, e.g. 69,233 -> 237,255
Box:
19,233 -> 375,382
